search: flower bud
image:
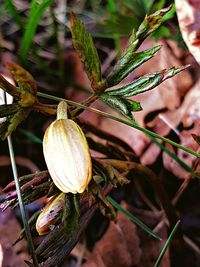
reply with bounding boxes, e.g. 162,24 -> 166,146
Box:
43,101 -> 92,194
36,193 -> 65,235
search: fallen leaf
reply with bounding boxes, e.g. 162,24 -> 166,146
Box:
146,79 -> 200,178
82,206 -> 142,267
0,207 -> 29,266
175,0 -> 200,64
0,155 -> 40,173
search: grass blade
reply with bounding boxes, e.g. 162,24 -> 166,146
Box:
37,91 -> 200,159
107,196 -> 161,241
18,128 -> 42,144
154,220 -> 180,267
150,137 -> 192,174
19,0 -> 53,64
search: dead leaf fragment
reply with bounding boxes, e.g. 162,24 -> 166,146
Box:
175,0 -> 200,64
83,209 -> 142,267
0,207 -> 29,266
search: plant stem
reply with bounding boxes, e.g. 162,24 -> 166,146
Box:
37,92 -> 200,158
70,93 -> 98,117
7,136 -> 39,266
33,102 -> 57,115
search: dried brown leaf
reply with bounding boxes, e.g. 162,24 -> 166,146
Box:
83,207 -> 141,267
0,208 -> 29,266
175,0 -> 200,64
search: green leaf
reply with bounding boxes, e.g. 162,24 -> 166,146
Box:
101,93 -> 142,119
162,3 -> 176,22
107,196 -> 161,241
70,13 -> 101,89
107,66 -> 189,97
107,45 -> 160,87
19,0 -> 53,65
105,6 -> 171,88
64,194 -> 79,238
154,220 -> 180,267
18,128 -> 43,144
135,6 -> 172,45
0,104 -> 19,117
0,107 -> 31,140
152,25 -> 170,40
115,6 -> 171,64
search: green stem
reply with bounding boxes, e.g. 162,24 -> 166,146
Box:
7,136 -> 39,266
37,92 -> 200,158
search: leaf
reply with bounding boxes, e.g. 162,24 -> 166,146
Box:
0,64 -> 38,140
107,66 -> 189,97
105,6 -> 171,87
7,63 -> 37,95
70,13 -> 101,89
100,93 -> 142,119
18,128 -> 43,144
106,45 -> 161,87
154,220 -> 180,267
0,103 -> 19,117
64,200 -> 79,238
107,196 -> 161,241
135,6 -> 171,45
175,0 -> 200,64
0,107 -> 31,140
82,210 -> 142,267
7,63 -> 37,108
19,0 -> 53,65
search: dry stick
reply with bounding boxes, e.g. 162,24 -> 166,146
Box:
134,178 -> 158,212
172,178 -> 191,206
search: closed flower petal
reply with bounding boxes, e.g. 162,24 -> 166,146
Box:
43,118 -> 92,193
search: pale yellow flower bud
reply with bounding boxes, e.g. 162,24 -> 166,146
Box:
36,193 -> 65,235
43,101 -> 92,194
